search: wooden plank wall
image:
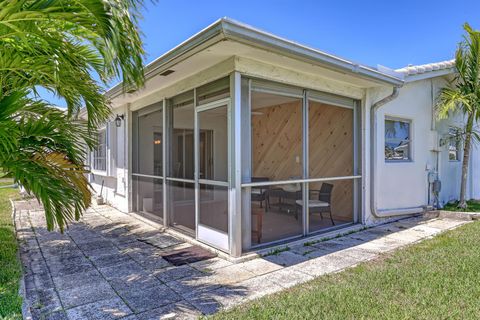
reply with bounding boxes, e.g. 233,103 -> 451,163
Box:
252,100 -> 303,181
252,100 -> 354,221
309,101 -> 353,221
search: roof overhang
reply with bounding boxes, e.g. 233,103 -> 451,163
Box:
402,68 -> 455,82
106,18 -> 404,99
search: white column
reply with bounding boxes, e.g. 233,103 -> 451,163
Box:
229,71 -> 242,257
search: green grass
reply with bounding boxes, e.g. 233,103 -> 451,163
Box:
443,200 -> 480,212
263,246 -> 290,257
210,221 -> 480,319
0,179 -> 22,320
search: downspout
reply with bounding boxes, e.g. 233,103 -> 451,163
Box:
370,86 -> 427,218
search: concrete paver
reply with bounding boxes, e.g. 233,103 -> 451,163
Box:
15,201 -> 471,319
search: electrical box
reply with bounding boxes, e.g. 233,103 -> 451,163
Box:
432,180 -> 442,193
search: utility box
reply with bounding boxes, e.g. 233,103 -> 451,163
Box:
433,180 -> 442,193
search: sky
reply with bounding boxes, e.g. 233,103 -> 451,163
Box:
43,0 -> 480,107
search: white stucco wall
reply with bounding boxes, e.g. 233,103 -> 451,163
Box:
374,80 -> 436,210
436,111 -> 480,205
89,105 -> 129,213
365,76 -> 480,224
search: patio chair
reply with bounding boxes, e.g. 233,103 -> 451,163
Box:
251,177 -> 270,211
295,183 -> 335,225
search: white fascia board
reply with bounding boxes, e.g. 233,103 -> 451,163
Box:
403,68 -> 455,83
105,18 -> 404,100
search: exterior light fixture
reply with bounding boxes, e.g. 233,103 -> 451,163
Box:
115,114 -> 125,127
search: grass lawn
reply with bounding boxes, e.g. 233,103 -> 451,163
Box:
210,221 -> 480,320
443,200 -> 480,212
0,179 -> 22,320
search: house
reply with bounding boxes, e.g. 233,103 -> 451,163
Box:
87,18 -> 480,258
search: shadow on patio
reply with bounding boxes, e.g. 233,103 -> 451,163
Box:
15,200 -> 459,319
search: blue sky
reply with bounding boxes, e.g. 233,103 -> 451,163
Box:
44,0 -> 480,106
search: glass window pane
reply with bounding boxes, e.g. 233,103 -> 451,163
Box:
308,180 -> 353,233
198,106 -> 228,181
137,108 -> 163,176
251,91 -> 302,181
250,183 -> 303,245
199,185 -> 228,233
93,129 -> 106,171
169,91 -> 194,179
448,127 -> 460,161
385,119 -> 411,161
309,101 -> 353,177
133,176 -> 163,222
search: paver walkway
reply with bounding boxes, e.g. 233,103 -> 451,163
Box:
14,200 -> 470,320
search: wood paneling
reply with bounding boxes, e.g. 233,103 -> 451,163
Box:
309,101 -> 353,220
252,100 -> 303,180
252,100 -> 354,221
309,101 -> 353,178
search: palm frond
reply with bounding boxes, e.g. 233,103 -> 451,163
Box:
0,90 -> 94,231
437,22 -> 480,207
0,0 -> 148,128
436,87 -> 472,119
0,0 -> 151,230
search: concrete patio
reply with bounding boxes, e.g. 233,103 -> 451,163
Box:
14,200 -> 471,320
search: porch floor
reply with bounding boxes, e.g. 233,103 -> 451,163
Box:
15,201 -> 470,319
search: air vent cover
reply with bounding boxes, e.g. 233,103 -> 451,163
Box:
160,69 -> 175,76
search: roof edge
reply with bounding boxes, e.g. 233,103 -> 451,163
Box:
106,18 -> 227,98
106,17 -> 405,99
219,18 -> 404,86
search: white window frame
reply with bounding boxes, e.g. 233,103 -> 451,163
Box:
448,126 -> 461,162
384,116 -> 412,162
91,127 -> 108,174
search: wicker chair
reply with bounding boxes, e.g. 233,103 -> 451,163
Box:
295,183 -> 334,225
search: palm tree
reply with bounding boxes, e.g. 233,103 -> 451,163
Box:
0,0 -> 148,230
437,23 -> 480,209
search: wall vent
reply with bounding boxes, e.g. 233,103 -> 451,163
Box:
160,69 -> 175,76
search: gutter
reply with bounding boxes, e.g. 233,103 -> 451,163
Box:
369,87 -> 426,218
220,18 -> 403,86
106,17 -> 404,99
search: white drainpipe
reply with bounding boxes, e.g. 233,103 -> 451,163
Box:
370,86 -> 427,218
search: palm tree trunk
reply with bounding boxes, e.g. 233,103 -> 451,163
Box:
459,113 -> 474,209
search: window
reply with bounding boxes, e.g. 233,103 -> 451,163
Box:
448,127 -> 461,161
93,128 -> 107,171
385,118 -> 411,161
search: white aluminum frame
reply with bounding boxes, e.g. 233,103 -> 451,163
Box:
242,77 -> 362,250
195,97 -> 231,252
129,73 -> 362,257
